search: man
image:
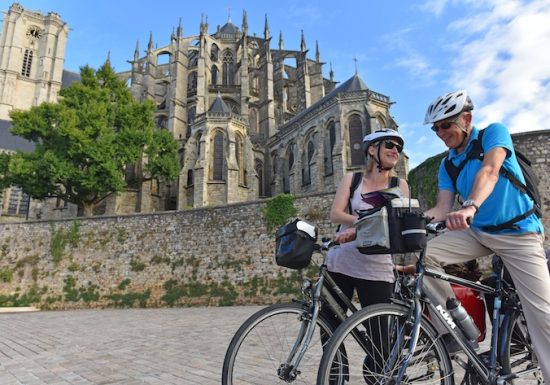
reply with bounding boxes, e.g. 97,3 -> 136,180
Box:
422,90 -> 550,380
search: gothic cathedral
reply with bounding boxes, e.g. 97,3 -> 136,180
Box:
1,3 -> 407,219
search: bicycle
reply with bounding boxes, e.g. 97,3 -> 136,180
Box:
222,238 -> 360,384
317,221 -> 543,385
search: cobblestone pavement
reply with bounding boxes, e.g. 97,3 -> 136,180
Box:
0,306 -> 261,385
0,306 -> 538,385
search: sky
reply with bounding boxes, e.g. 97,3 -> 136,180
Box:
4,0 -> 550,168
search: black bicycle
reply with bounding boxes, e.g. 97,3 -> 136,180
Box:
222,238 -> 360,385
317,222 -> 542,385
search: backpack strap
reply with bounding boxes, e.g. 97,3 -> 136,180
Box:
336,172 -> 362,233
347,172 -> 363,214
444,128 -> 485,193
482,207 -> 536,232
389,176 -> 399,188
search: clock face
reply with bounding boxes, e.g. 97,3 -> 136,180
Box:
26,26 -> 42,40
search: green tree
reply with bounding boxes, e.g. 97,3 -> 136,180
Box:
0,62 -> 179,216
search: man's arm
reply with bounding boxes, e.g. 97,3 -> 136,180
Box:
425,190 -> 455,222
446,146 -> 507,230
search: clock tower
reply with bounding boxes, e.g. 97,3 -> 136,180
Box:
0,3 -> 68,120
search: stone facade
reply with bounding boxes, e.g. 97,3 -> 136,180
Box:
115,12 -> 405,210
0,3 -> 68,120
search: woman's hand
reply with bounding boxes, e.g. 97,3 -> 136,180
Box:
335,227 -> 356,244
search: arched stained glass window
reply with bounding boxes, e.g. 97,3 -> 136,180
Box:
213,132 -> 225,181
349,114 -> 364,166
222,51 -> 234,85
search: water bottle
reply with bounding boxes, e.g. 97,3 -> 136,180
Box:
446,298 -> 480,342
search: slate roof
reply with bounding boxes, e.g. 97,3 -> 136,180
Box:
279,73 -> 369,130
0,120 -> 34,152
208,93 -> 232,113
61,69 -> 81,89
219,21 -> 240,34
326,73 -> 368,96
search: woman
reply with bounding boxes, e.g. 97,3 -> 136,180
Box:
327,128 -> 409,309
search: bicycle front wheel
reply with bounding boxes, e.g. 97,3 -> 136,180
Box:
499,310 -> 543,384
317,303 -> 454,385
222,302 -> 337,385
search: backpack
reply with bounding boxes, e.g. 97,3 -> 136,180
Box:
444,128 -> 542,232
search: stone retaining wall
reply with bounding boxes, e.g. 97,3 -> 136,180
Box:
0,194 -> 334,309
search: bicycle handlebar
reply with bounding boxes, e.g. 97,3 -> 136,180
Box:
426,221 -> 446,234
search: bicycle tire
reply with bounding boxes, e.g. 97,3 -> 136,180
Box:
222,302 -> 338,385
317,303 -> 454,385
499,310 -> 544,384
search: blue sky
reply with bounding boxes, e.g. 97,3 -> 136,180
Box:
6,0 -> 550,168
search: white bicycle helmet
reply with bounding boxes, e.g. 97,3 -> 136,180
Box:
362,128 -> 404,152
424,90 -> 474,124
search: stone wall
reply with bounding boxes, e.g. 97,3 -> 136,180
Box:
1,130 -> 548,310
511,130 -> 550,233
0,194 -> 334,309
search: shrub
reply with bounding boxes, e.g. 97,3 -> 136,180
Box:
262,194 -> 297,231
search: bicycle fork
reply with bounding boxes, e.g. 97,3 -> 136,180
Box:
391,296 -> 423,384
277,277 -> 326,382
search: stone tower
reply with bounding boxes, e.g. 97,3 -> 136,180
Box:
0,3 -> 68,120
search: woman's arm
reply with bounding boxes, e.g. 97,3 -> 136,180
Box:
330,172 -> 357,227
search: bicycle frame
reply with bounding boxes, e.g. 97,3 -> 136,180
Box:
278,240 -> 360,380
394,247 -> 525,385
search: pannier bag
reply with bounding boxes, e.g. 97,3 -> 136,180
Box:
275,219 -> 318,269
354,198 -> 426,254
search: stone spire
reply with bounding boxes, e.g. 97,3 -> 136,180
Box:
278,30 -> 283,50
177,17 -> 183,38
264,14 -> 270,40
147,31 -> 153,52
242,10 -> 248,35
200,14 -> 209,35
315,40 -> 320,63
134,40 -> 140,61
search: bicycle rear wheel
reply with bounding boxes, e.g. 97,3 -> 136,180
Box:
222,302 -> 337,385
499,311 -> 543,384
317,303 -> 454,385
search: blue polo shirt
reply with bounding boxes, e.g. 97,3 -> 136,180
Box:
438,123 -> 543,235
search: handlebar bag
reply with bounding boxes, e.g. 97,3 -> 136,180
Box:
275,219 -> 318,269
355,199 -> 426,254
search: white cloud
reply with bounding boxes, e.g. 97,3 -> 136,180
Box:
382,27 -> 440,85
447,0 -> 550,133
420,0 -> 450,16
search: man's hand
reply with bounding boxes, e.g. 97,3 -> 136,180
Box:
335,227 -> 356,243
445,205 -> 476,230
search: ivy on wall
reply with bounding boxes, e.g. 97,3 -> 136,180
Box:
408,152 -> 447,209
262,194 -> 298,231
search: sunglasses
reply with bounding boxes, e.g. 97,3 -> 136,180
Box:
381,140 -> 403,153
431,115 -> 461,132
